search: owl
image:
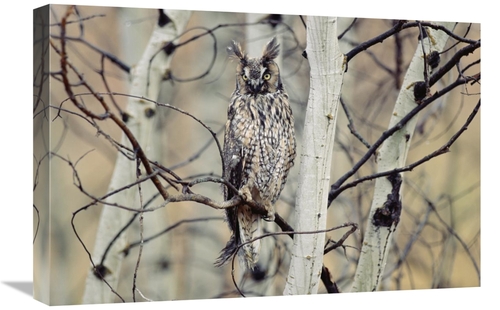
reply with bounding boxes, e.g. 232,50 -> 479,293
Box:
215,37 -> 296,270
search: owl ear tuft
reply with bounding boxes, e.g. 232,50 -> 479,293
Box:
227,40 -> 247,62
262,37 -> 280,62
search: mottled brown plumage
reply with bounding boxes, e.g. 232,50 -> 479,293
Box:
215,38 -> 296,270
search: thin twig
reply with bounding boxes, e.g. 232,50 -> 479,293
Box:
123,217 -> 223,253
132,158 -> 145,302
427,199 -> 480,281
340,97 -> 371,149
33,205 -> 40,244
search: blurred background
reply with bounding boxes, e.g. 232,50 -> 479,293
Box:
33,5 -> 480,305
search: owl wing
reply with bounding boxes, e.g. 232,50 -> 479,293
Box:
214,97 -> 245,267
222,97 -> 244,201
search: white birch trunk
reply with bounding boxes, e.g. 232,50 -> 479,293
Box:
283,16 -> 344,295
82,10 -> 191,303
350,21 -> 455,292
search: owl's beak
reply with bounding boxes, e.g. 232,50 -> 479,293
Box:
248,79 -> 263,93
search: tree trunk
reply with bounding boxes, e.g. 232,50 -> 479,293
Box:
283,15 -> 345,295
82,10 -> 191,303
350,21 -> 456,293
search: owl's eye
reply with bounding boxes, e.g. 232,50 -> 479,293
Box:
242,74 -> 248,81
263,73 -> 271,80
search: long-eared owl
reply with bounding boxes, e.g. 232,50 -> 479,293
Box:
215,37 -> 296,270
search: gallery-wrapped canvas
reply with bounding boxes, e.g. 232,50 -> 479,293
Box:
33,4 -> 480,306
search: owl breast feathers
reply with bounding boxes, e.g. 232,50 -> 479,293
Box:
215,37 -> 296,271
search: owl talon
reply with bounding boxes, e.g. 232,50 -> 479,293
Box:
238,187 -> 252,202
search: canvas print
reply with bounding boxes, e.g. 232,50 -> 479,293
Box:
33,4 -> 480,306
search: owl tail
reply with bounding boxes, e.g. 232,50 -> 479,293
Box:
215,204 -> 262,270
237,204 -> 262,270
